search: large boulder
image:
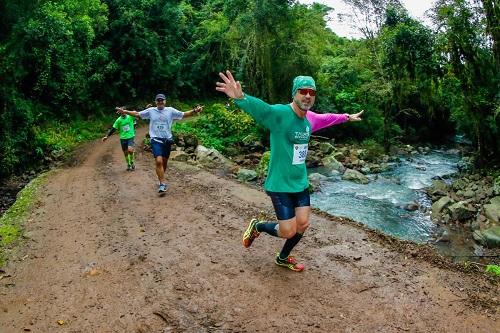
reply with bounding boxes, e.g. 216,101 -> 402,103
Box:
194,145 -> 233,169
427,180 -> 450,198
322,154 -> 345,173
308,173 -> 328,192
431,196 -> 454,220
473,226 -> 500,248
318,142 -> 335,155
170,151 -> 190,162
342,168 -> 369,184
483,196 -> 500,223
237,168 -> 258,182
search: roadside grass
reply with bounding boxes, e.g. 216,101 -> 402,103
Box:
34,114 -> 116,157
0,174 -> 48,267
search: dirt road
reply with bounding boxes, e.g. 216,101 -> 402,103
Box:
0,126 -> 498,332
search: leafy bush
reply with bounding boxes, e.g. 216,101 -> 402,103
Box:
256,151 -> 271,179
173,102 -> 259,154
0,94 -> 38,178
361,139 -> 385,162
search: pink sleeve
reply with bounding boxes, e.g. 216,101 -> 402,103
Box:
306,111 -> 348,133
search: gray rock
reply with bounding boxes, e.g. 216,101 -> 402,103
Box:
494,177 -> 500,195
473,244 -> 484,256
360,166 -> 371,174
322,155 -> 345,173
428,180 -> 449,197
342,169 -> 369,184
435,230 -> 450,243
448,201 -> 476,221
463,190 -> 475,199
473,226 -> 500,248
483,196 -> 500,223
470,221 -> 481,231
333,151 -> 345,161
402,202 -> 419,211
431,196 -> 454,220
452,178 -> 468,192
171,151 -> 190,162
318,142 -> 335,155
308,173 -> 328,183
308,173 -> 328,192
237,168 -> 258,182
195,145 -> 234,169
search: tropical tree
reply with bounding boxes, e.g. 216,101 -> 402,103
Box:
433,0 -> 499,165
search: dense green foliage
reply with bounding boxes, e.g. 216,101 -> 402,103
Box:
173,102 -> 257,153
0,0 -> 498,179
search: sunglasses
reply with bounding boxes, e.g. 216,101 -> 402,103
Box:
156,99 -> 165,102
298,88 -> 316,96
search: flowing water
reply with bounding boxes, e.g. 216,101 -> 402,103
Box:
310,150 -> 460,243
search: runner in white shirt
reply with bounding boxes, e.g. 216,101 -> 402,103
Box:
116,93 -> 203,194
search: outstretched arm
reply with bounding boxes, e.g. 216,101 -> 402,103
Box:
182,105 -> 204,118
216,70 -> 244,99
307,110 -> 364,133
116,107 -> 140,118
347,110 -> 364,122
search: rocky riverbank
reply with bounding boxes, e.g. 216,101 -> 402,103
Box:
169,133 -> 500,258
427,172 -> 500,249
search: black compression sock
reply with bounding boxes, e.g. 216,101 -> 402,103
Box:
279,232 -> 303,259
255,222 -> 279,237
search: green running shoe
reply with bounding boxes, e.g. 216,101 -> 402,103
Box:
242,218 -> 260,248
275,252 -> 305,272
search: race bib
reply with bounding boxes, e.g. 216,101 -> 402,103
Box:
155,123 -> 168,133
292,144 -> 308,165
122,124 -> 130,132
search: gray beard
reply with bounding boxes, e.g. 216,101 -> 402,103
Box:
293,98 -> 311,111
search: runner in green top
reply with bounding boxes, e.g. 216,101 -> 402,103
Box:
216,70 -> 362,271
102,114 -> 137,171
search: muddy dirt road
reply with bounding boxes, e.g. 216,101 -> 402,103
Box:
0,126 -> 498,332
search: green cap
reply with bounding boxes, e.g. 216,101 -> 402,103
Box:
292,76 -> 316,97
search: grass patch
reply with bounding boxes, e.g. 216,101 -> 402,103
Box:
0,174 -> 48,267
34,115 -> 115,156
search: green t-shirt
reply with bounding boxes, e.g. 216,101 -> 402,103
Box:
112,115 -> 135,139
235,94 -> 311,193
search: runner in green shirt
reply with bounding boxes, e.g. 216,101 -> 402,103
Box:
102,114 -> 137,171
216,70 -> 363,271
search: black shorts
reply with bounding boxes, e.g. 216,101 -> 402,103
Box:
266,188 -> 310,220
120,137 -> 135,151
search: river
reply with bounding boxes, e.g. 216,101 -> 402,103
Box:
310,149 -> 460,244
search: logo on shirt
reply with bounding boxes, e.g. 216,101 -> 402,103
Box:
294,126 -> 310,140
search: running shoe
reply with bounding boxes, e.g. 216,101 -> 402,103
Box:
126,165 -> 132,171
158,183 -> 167,193
131,164 -> 136,170
242,218 -> 260,248
275,253 -> 305,272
